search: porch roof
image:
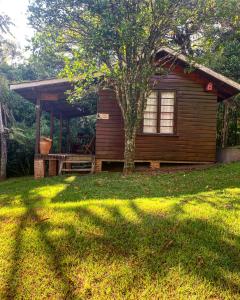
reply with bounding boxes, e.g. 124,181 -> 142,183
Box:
10,78 -> 92,119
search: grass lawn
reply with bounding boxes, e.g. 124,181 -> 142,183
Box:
1,164 -> 240,299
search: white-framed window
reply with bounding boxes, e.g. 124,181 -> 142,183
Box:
143,91 -> 176,134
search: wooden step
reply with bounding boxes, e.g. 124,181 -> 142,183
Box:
62,168 -> 93,172
64,156 -> 93,162
63,161 -> 92,164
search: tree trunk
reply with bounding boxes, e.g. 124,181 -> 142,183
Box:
0,104 -> 7,181
123,125 -> 137,175
115,86 -> 146,175
0,132 -> 7,181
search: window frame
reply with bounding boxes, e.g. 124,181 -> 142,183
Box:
141,90 -> 178,136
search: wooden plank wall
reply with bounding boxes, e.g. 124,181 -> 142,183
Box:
96,72 -> 217,162
96,89 -> 125,160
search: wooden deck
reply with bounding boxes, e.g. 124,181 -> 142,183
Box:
35,153 -> 94,161
34,154 -> 95,178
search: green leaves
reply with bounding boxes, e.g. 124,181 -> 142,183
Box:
0,13 -> 17,65
28,0 -> 184,97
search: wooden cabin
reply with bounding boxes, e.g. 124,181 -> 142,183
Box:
10,48 -> 240,178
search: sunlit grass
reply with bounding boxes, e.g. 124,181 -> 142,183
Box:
1,163 -> 240,299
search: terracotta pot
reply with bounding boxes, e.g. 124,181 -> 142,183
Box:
40,137 -> 52,155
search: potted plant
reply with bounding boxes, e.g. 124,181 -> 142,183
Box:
40,137 -> 52,155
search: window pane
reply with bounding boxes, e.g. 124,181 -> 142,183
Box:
160,126 -> 174,134
144,112 -> 157,119
144,92 -> 158,133
159,92 -> 175,134
161,91 -> 175,99
148,91 -> 158,98
146,100 -> 157,107
147,97 -> 157,106
144,118 -> 157,126
147,92 -> 158,104
160,119 -> 173,127
144,126 -> 157,133
161,98 -> 174,106
161,92 -> 175,106
161,112 -> 174,120
146,105 -> 157,112
161,105 -> 174,113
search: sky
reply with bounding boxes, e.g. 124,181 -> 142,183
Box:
0,0 -> 34,50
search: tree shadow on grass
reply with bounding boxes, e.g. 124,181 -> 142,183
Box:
1,163 -> 240,206
6,197 -> 240,298
4,207 -> 240,298
48,163 -> 240,204
4,194 -> 78,299
2,164 -> 240,298
55,201 -> 240,297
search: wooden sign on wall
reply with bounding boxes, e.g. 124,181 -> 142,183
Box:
97,113 -> 109,120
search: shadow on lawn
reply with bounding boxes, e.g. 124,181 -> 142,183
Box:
4,192 -> 240,297
50,164 -> 240,204
1,163 -> 240,205
2,164 -> 240,298
5,200 -> 78,299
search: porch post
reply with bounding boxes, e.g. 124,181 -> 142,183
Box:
34,96 -> 45,179
50,110 -> 54,140
66,118 -> 70,153
59,113 -> 63,153
50,110 -> 54,154
35,96 -> 41,155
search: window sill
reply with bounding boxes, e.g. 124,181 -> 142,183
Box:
138,133 -> 179,137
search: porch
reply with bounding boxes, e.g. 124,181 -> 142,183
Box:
10,78 -> 97,179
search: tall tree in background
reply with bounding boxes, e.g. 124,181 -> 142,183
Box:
0,94 -> 7,180
0,14 -> 12,180
0,14 -> 26,180
29,0 -> 212,174
0,78 -> 15,180
168,0 -> 240,148
0,14 -> 18,64
201,1 -> 240,147
27,31 -> 66,79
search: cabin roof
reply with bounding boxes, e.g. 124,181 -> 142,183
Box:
156,47 -> 240,100
10,47 -> 240,116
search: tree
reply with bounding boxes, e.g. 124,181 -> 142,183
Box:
0,14 -> 12,180
0,97 -> 7,180
199,1 -> 240,148
170,0 -> 240,59
29,0 -> 213,174
27,31 -> 66,79
0,14 -> 27,180
0,77 -> 26,180
0,14 -> 18,64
